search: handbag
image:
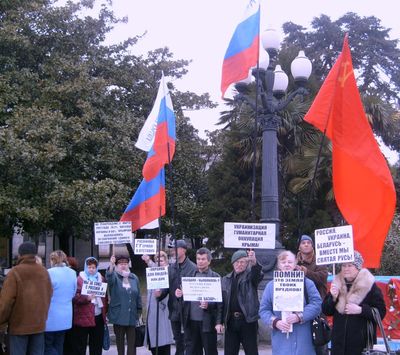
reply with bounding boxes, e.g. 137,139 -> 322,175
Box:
135,317 -> 145,348
361,307 -> 396,355
311,315 -> 332,346
304,280 -> 331,346
102,323 -> 110,351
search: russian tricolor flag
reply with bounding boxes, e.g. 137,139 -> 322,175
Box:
120,169 -> 166,231
120,74 -> 176,231
142,75 -> 176,181
221,0 -> 260,98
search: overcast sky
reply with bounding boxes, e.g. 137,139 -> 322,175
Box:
101,0 -> 399,141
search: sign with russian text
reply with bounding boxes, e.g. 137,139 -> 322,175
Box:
81,280 -> 108,297
224,222 -> 275,249
146,266 -> 169,290
134,239 -> 157,255
273,270 -> 304,312
94,221 -> 133,245
315,225 -> 354,265
181,277 -> 222,302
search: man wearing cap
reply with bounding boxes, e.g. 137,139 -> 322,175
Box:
162,239 -> 196,355
322,251 -> 386,355
216,249 -> 263,355
295,234 -> 329,355
296,234 -> 328,299
0,241 -> 52,355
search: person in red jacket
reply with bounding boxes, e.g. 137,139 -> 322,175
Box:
73,257 -> 107,355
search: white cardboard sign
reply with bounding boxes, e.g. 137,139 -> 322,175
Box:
224,222 -> 276,249
181,277 -> 222,302
314,225 -> 354,265
134,239 -> 157,255
81,280 -> 108,297
94,221 -> 133,245
146,266 -> 169,290
273,270 -> 304,312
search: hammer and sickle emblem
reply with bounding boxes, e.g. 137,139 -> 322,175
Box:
338,61 -> 353,88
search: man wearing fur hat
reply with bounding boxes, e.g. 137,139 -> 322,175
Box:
216,249 -> 263,355
322,251 -> 386,355
0,241 -> 52,355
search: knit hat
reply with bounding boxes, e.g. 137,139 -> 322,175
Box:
168,239 -> 187,250
115,255 -> 130,265
18,242 -> 37,256
300,234 -> 313,246
351,251 -> 364,270
231,250 -> 247,264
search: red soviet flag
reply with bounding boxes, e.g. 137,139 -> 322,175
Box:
304,35 -> 396,268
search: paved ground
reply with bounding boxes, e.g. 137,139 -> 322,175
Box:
100,343 -> 272,354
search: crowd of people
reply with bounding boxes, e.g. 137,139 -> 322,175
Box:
0,236 -> 387,355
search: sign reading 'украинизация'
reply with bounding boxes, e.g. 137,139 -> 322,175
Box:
224,222 -> 275,249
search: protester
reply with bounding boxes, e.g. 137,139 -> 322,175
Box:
142,251 -> 174,355
45,250 -> 77,355
216,249 -> 263,355
175,247 -> 221,355
259,250 -> 321,355
322,251 -> 386,355
0,241 -> 52,355
63,256 -> 79,355
73,256 -> 107,355
162,239 -> 196,355
296,234 -> 329,355
106,254 -> 142,355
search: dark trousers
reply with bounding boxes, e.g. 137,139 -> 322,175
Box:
150,344 -> 170,355
315,343 -> 329,355
44,330 -> 66,355
74,314 -> 104,355
187,320 -> 217,355
62,327 -> 75,355
9,333 -> 44,355
224,318 -> 258,355
113,324 -> 136,355
170,321 -> 185,355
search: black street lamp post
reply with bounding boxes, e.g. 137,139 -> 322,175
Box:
234,29 -> 312,287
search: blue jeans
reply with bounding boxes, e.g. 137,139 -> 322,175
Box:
9,333 -> 45,355
44,330 -> 66,355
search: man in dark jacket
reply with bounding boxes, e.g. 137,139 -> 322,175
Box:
216,249 -> 263,355
176,247 -> 222,355
296,234 -> 328,299
163,239 -> 196,355
0,242 -> 52,355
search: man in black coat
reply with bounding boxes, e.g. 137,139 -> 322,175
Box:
322,251 -> 386,355
216,249 -> 263,355
160,240 -> 196,355
175,247 -> 222,355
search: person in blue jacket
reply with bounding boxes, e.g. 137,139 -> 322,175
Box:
45,250 -> 77,355
259,250 -> 321,355
106,254 -> 142,355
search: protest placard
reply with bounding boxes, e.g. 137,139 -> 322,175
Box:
94,221 -> 133,245
273,270 -> 304,312
314,225 -> 354,265
81,280 -> 108,297
134,239 -> 157,255
181,277 -> 222,302
146,266 -> 169,290
224,222 -> 275,249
